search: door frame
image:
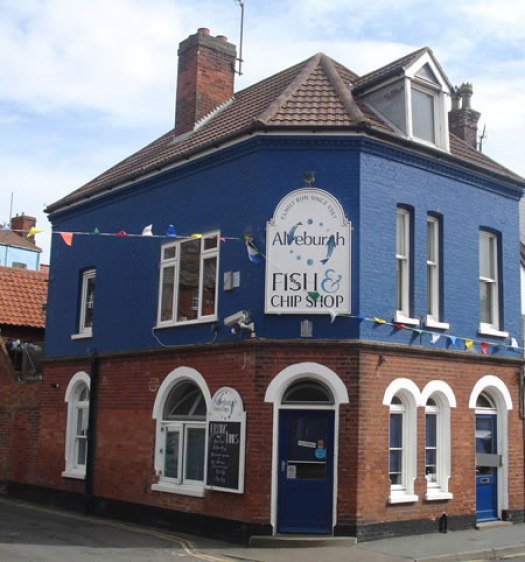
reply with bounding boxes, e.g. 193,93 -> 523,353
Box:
475,413 -> 498,521
265,362 -> 349,535
469,375 -> 513,522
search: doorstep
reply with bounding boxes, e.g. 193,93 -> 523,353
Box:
248,534 -> 357,548
475,520 -> 513,530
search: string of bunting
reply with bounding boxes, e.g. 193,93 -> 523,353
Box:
5,221 -> 521,354
1,222 -> 265,264
319,308 -> 522,355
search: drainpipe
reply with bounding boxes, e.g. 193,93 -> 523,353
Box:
85,352 -> 99,514
519,366 -> 525,421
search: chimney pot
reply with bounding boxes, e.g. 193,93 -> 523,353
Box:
216,35 -> 228,43
198,27 -> 210,35
448,82 -> 480,150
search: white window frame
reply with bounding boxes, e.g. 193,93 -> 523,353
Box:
72,269 -> 95,339
152,367 -> 211,497
156,231 -> 219,327
479,231 -> 507,337
384,379 -> 419,504
421,382 -> 455,501
405,54 -> 450,151
426,216 -> 449,329
395,208 -> 418,325
62,371 -> 90,480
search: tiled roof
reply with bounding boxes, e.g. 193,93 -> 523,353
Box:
0,266 -> 48,329
0,230 -> 41,252
47,50 -> 523,213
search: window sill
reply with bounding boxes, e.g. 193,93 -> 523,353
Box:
425,491 -> 453,501
394,312 -> 420,326
388,492 -> 419,504
478,325 -> 509,338
425,317 -> 450,330
71,332 -> 92,340
62,469 -> 86,480
151,482 -> 205,498
154,317 -> 218,330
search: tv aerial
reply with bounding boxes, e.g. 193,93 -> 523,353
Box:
234,0 -> 245,75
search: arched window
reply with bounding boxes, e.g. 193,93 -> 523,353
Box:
152,367 -> 210,497
282,380 -> 334,404
420,381 -> 456,500
62,372 -> 90,479
384,378 -> 419,504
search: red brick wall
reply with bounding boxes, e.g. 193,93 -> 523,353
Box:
12,342 -> 525,530
0,348 -> 41,484
175,29 -> 236,136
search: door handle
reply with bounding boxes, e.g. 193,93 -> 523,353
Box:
281,460 -> 287,473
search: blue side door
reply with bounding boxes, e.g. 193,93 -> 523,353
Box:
475,414 -> 498,521
277,409 -> 334,534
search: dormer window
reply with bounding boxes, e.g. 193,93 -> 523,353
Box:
360,51 -> 450,151
411,87 -> 435,143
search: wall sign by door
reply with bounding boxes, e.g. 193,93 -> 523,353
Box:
205,387 -> 246,493
265,188 -> 351,315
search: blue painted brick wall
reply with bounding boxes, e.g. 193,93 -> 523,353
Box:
45,136 -> 522,358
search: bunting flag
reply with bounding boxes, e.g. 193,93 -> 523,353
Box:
142,224 -> 153,236
166,224 -> 177,237
191,233 -> 202,239
464,339 -> 474,351
355,315 -> 366,322
26,227 -> 44,238
394,323 -> 405,330
60,232 -> 74,246
92,227 -> 100,235
373,317 -> 386,325
245,236 -> 263,264
511,338 -> 519,349
448,336 -> 457,347
481,342 -> 488,355
328,309 -> 338,324
430,333 -> 441,345
308,291 -> 320,302
116,230 -> 128,237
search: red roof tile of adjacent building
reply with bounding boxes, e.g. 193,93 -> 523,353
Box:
0,266 -> 48,329
46,49 -> 524,214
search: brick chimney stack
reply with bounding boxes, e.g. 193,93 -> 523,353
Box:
10,214 -> 37,245
175,28 -> 237,137
448,82 -> 481,150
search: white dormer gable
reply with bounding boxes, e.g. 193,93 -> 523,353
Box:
361,49 -> 452,151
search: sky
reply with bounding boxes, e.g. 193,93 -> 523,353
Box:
1,0 -> 525,264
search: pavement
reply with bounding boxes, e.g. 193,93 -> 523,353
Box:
1,495 -> 525,562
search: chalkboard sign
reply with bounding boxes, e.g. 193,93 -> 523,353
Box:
205,387 -> 246,493
207,421 -> 242,490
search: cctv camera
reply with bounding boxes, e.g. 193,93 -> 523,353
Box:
224,310 -> 250,328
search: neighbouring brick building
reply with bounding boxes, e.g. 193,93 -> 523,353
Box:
3,28 -> 525,542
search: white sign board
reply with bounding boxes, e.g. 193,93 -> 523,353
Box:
265,188 -> 351,315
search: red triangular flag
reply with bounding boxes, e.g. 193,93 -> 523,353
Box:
60,232 -> 73,246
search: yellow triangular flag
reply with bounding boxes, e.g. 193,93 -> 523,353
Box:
27,227 -> 44,238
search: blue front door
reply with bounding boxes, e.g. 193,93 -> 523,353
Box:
475,414 -> 498,521
277,409 -> 334,534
